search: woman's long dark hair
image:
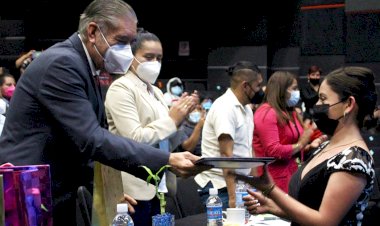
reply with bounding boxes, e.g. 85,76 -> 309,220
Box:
263,71 -> 296,126
325,66 -> 377,128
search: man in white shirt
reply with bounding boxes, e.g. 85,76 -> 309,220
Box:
195,61 -> 263,208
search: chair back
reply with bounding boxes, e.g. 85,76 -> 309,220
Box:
176,176 -> 205,217
76,186 -> 93,226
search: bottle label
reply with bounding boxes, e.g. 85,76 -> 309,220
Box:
207,206 -> 223,224
235,191 -> 248,207
236,191 -> 250,222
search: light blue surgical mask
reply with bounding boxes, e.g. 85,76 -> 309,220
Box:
94,25 -> 134,74
188,111 -> 201,123
171,86 -> 183,96
287,90 -> 300,107
202,101 -> 212,111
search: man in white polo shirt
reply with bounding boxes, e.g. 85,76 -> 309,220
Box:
195,61 -> 263,208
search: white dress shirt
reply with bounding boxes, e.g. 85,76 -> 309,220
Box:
195,88 -> 254,189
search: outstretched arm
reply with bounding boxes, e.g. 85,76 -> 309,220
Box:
236,166 -> 367,226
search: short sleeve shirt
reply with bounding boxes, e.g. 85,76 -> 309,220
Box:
195,88 -> 254,189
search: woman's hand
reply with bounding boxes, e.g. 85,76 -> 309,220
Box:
243,189 -> 275,215
119,194 -> 138,214
305,134 -> 328,151
298,119 -> 315,148
233,165 -> 274,192
169,94 -> 196,127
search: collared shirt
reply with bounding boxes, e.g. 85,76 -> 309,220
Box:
78,34 -> 103,100
195,88 -> 254,189
78,34 -> 98,77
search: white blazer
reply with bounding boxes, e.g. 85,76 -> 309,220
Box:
105,71 -> 182,200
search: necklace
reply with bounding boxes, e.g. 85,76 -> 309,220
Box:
316,138 -> 364,158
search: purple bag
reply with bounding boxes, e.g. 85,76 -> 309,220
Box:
0,165 -> 52,226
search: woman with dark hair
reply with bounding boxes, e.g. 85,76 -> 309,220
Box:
0,73 -> 16,114
0,73 -> 15,134
238,66 -> 377,226
252,71 -> 319,193
104,29 -> 197,225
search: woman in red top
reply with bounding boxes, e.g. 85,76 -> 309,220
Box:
253,71 -> 315,193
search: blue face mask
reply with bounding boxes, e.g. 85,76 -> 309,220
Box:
287,90 -> 300,107
171,86 -> 183,96
202,101 -> 212,111
188,111 -> 201,123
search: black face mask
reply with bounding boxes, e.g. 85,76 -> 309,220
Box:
309,78 -> 320,86
312,101 -> 344,136
251,89 -> 265,104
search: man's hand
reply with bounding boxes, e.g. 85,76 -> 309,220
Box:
168,152 -> 211,178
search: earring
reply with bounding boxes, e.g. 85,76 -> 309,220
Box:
344,111 -> 347,118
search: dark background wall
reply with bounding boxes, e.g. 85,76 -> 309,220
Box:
1,0 -> 380,99
0,1 -> 293,78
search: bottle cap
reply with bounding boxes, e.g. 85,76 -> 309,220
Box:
237,180 -> 244,184
209,188 -> 218,195
117,203 -> 129,213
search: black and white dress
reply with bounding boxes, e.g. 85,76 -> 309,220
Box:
289,141 -> 375,226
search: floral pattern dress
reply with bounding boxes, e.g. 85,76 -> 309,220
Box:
289,141 -> 375,226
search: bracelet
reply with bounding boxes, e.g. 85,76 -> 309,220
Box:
262,183 -> 275,197
294,143 -> 300,151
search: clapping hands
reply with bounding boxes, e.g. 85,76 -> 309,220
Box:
169,91 -> 199,127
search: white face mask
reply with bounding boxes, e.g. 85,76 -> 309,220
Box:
135,58 -> 161,84
287,90 -> 300,107
94,26 -> 134,74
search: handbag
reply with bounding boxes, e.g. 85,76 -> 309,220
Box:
0,164 -> 52,226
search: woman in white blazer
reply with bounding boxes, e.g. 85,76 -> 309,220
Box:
105,29 -> 197,226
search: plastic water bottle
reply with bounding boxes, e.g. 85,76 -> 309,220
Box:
235,180 -> 250,223
206,188 -> 223,226
111,203 -> 134,226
